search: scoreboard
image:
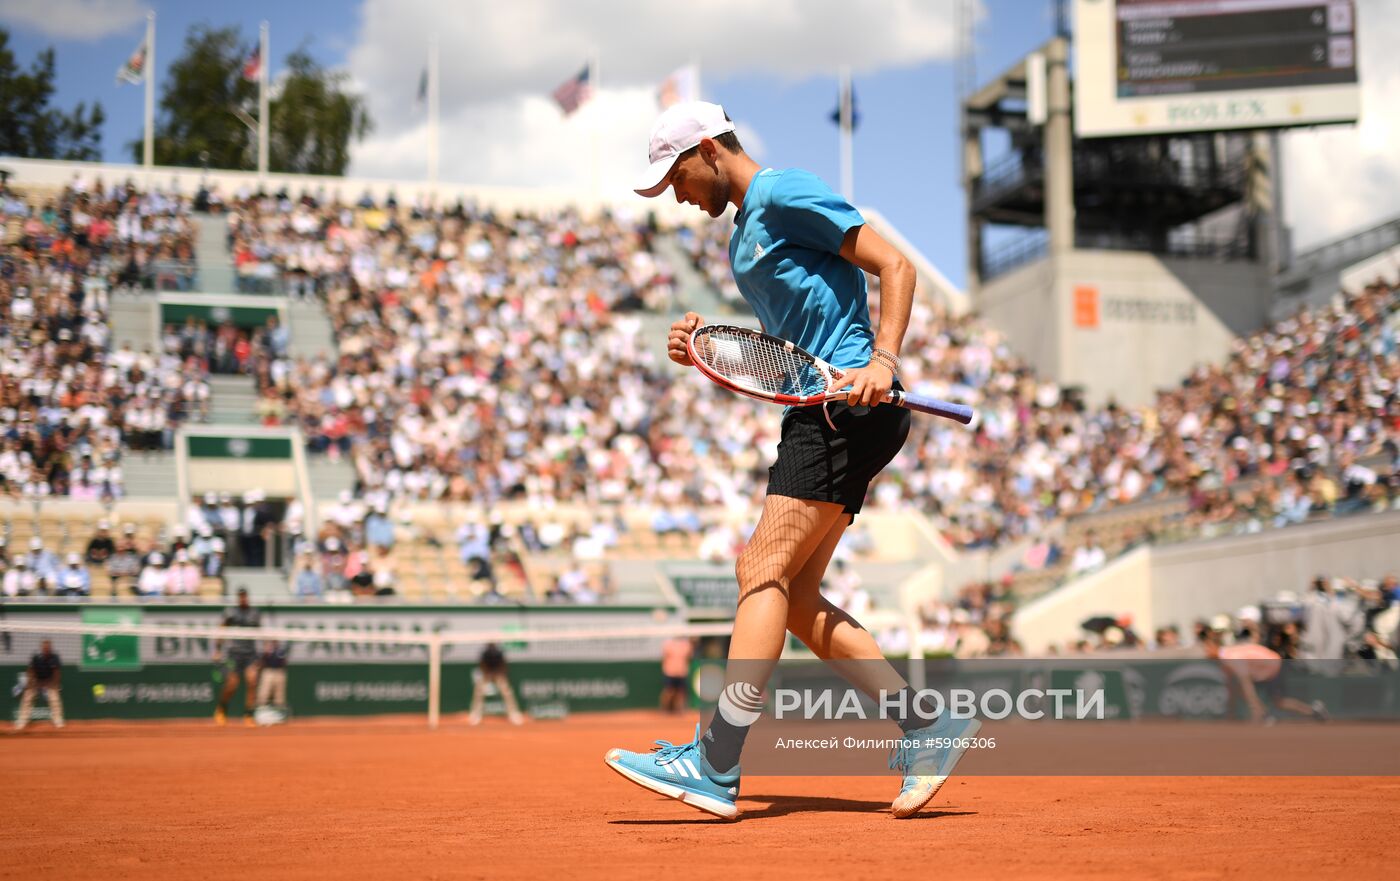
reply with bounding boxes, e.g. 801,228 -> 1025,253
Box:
1076,0 -> 1361,136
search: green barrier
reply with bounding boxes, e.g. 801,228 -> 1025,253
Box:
186,435 -> 293,459
0,661 -> 664,722
160,302 -> 280,329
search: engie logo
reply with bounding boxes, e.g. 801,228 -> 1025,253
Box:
1157,663 -> 1228,718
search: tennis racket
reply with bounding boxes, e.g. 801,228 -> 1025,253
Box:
685,324 -> 975,424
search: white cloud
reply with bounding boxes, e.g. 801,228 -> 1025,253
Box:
0,0 -> 145,42
346,0 -> 961,191
1282,1 -> 1400,248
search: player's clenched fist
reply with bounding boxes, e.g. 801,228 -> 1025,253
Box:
667,311 -> 704,366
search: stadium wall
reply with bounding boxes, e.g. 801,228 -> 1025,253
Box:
978,250 -> 1273,406
1006,547 -> 1154,654
1148,509 -> 1400,631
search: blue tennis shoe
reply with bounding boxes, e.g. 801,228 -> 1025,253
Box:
889,714 -> 983,818
605,724 -> 741,820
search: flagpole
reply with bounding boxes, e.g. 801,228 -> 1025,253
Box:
428,34 -> 440,189
692,52 -> 702,100
258,21 -> 269,181
589,50 -> 601,204
143,11 -> 155,172
838,65 -> 853,203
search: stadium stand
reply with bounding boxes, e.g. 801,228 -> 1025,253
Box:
1,170 -> 1396,640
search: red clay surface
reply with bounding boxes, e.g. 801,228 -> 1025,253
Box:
3,711 -> 1396,881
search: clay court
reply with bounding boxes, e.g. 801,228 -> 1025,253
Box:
4,712 -> 1396,881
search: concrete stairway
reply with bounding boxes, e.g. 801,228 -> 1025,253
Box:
653,233 -> 729,317
305,454 -> 356,503
605,559 -> 674,605
108,294 -> 157,350
207,375 -> 261,425
220,568 -> 292,601
287,299 -> 336,360
120,452 -> 180,498
194,214 -> 237,292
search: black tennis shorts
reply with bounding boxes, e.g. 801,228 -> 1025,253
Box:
766,385 -> 912,516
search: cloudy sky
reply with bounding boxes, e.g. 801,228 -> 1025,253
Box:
3,0 -> 1397,285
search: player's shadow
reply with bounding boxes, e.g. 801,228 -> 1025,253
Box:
609,794 -> 977,824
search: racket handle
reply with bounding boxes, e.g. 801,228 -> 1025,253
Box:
887,389 -> 975,424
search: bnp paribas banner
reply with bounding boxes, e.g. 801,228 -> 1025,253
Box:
1,660 -> 663,722
0,603 -> 683,668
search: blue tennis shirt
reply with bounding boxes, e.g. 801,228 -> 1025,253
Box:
728,168 -> 873,371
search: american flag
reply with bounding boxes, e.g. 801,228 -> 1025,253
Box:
241,46 -> 261,82
552,64 -> 592,116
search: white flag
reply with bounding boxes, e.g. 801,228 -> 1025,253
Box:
657,65 -> 699,109
116,37 -> 147,86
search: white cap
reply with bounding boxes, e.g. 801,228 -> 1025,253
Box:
633,101 -> 735,197
67,553 -> 82,565
29,537 -> 43,550
148,552 -> 165,565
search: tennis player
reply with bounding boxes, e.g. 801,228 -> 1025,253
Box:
605,101 -> 979,819
213,588 -> 262,726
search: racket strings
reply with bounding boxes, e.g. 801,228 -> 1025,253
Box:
695,331 -> 828,397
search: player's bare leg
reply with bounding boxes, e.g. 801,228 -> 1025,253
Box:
701,495 -> 850,766
216,671 -> 239,725
785,513 -> 909,696
604,495 -> 847,819
243,667 -> 260,725
786,511 -> 980,817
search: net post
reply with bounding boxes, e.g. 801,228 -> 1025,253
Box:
428,637 -> 442,730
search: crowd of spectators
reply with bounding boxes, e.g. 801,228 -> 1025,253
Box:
0,179 -> 217,499
0,518 -> 226,599
216,187 -> 1398,562
868,570 -> 1400,662
1037,571 -> 1400,661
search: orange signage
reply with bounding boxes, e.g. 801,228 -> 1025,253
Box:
1073,285 -> 1100,329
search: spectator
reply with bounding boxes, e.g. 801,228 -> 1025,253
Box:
85,521 -> 116,568
168,549 -> 202,595
55,554 -> 91,597
136,552 -> 169,597
3,560 -> 39,597
320,537 -> 349,593
238,489 -> 271,567
294,555 -> 324,600
189,523 -> 215,566
1069,531 -> 1107,577
106,532 -> 142,594
364,503 -> 395,551
24,539 -> 60,592
551,562 -> 598,604
203,535 -> 227,581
